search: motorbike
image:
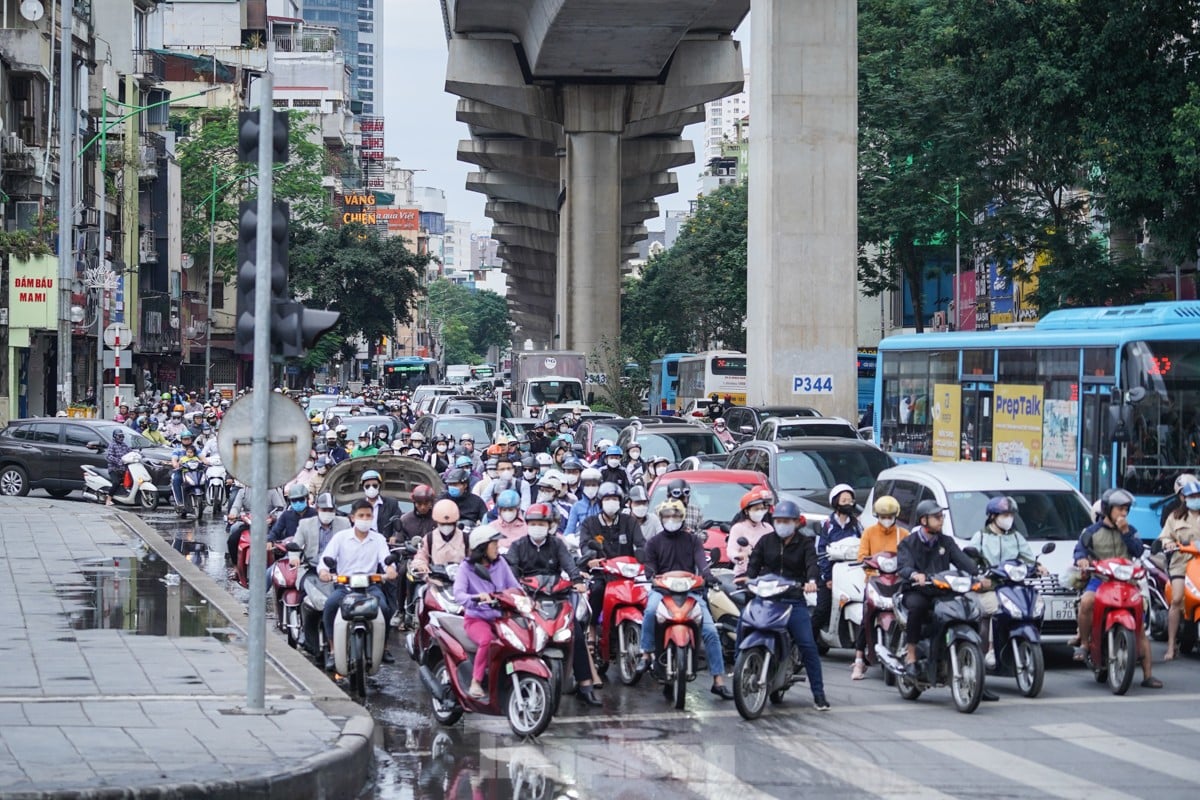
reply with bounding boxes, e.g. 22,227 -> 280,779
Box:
204,455 -> 227,516
815,537 -> 864,654
324,556 -> 388,702
645,570 -> 706,711
520,574 -> 577,713
1168,542 -> 1200,653
419,587 -> 556,737
1081,557 -> 1147,695
979,543 -> 1055,698
708,566 -> 747,666
271,541 -> 304,649
861,550 -> 902,685
590,556 -> 649,686
876,569 -> 987,714
731,573 -> 803,719
1143,549 -> 1171,642
405,562 -> 463,665
178,460 -> 206,520
81,450 -> 160,509
231,507 -> 283,588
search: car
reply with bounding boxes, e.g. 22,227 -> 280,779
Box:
574,417 -> 637,453
0,418 -> 175,499
721,405 -> 822,443
541,403 -> 590,422
754,415 -> 863,442
411,385 -> 459,406
304,394 -> 346,418
859,462 -> 1095,644
677,454 -> 732,470
410,414 -> 514,446
617,424 -> 730,464
340,415 -> 402,444
319,453 -> 444,514
505,417 -> 543,442
428,395 -> 515,418
649,469 -> 774,565
679,398 -> 711,420
725,437 -> 895,511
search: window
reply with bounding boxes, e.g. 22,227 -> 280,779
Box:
64,426 -> 97,448
881,350 -> 955,455
998,349 -> 1038,383
29,424 -> 60,444
962,350 -> 993,377
1083,348 -> 1114,379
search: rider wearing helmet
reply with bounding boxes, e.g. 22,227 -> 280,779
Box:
623,442 -> 645,486
626,484 -> 662,540
664,477 -> 705,531
711,417 -> 735,447
1159,480 -> 1200,661
728,487 -> 775,577
599,445 -> 630,494
410,499 -> 466,575
898,499 -> 986,684
293,492 -> 350,656
814,483 -> 863,641
565,467 -> 605,535
425,434 -> 452,473
454,523 -> 520,699
644,455 -> 672,489
492,489 -> 527,547
440,467 -> 489,524
849,495 -> 911,679
580,483 -> 646,655
326,429 -> 350,465
359,469 -> 401,542
1073,488 -> 1159,686
350,429 -> 380,459
270,483 -> 318,542
169,429 -> 198,507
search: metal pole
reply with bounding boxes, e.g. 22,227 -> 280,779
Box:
953,182 -> 961,331
96,87 -> 106,419
246,63 -> 275,712
57,0 -> 74,411
204,163 -> 216,395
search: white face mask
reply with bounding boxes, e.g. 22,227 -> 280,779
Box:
317,510 -> 336,525
497,469 -> 514,479
437,523 -> 457,536
364,486 -> 380,499
527,524 -> 549,543
565,473 -> 580,486
878,516 -> 896,529
500,509 -> 518,523
774,522 -> 796,538
628,450 -> 641,461
748,508 -> 767,524
995,514 -> 1015,532
662,518 -> 683,533
524,469 -> 538,479
601,499 -> 621,516
582,485 -> 599,499
353,518 -> 372,533
607,458 -> 621,469
630,503 -> 649,519
304,460 -> 315,470
655,465 -> 669,476
537,490 -> 556,503
436,443 -> 447,452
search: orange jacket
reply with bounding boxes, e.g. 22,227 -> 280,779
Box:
857,522 -> 909,574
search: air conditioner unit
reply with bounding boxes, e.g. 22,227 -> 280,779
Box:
139,231 -> 157,263
139,146 -> 157,171
2,133 -> 22,154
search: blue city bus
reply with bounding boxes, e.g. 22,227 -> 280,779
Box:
648,353 -> 691,416
383,357 -> 438,391
857,348 -> 877,418
874,302 -> 1200,538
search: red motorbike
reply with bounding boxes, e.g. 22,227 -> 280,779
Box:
862,550 -> 902,684
520,574 -> 577,713
591,556 -> 649,686
419,588 -> 556,737
1083,557 -> 1146,695
647,571 -> 706,710
270,541 -> 303,648
405,563 -> 463,665
230,507 -> 283,589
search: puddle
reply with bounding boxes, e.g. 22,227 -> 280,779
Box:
57,552 -> 229,638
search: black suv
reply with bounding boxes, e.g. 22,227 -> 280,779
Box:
0,418 -> 175,498
725,437 -> 894,510
722,405 -> 821,443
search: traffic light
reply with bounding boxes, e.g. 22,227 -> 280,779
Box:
272,300 -> 340,358
237,110 -> 290,164
233,200 -> 290,355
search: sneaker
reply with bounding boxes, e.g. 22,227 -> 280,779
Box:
850,661 -> 867,681
710,683 -> 734,700
985,650 -> 996,670
813,693 -> 830,711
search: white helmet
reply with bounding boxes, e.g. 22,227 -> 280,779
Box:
468,524 -> 503,551
581,467 -> 602,483
828,483 -> 855,507
535,452 -> 553,468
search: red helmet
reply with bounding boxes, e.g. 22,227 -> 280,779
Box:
739,486 -> 774,511
525,503 -> 554,523
412,484 -> 435,504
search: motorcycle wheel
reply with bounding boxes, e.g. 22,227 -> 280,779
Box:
1148,598 -> 1169,642
671,644 -> 688,711
1107,624 -> 1136,696
1179,622 -> 1197,655
950,640 -> 984,714
350,633 -> 368,701
732,647 -> 768,720
139,489 -> 159,510
548,659 -> 564,716
878,624 -> 895,686
507,674 -> 553,738
617,621 -> 643,686
194,496 -> 205,522
1013,639 -> 1044,698
430,660 -> 463,725
285,609 -> 300,649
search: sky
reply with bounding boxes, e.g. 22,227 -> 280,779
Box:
377,1 -> 750,234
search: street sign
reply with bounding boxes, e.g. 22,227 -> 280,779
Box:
792,374 -> 835,395
103,322 -> 133,349
217,391 -> 310,487
102,349 -> 131,369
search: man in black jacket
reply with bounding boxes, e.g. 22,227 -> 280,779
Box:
743,500 -> 828,710
633,500 -> 732,699
579,487 -> 646,641
440,468 -> 489,523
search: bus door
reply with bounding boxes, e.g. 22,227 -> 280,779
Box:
1080,384 -> 1115,502
960,383 -> 994,461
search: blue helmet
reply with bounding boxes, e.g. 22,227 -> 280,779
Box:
605,445 -> 623,457
773,500 -> 802,520
360,469 -> 381,485
455,455 -> 473,468
985,496 -> 1018,517
496,489 -> 521,509
1180,481 -> 1200,498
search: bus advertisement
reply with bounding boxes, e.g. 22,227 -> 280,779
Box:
649,353 -> 692,415
676,351 -> 747,413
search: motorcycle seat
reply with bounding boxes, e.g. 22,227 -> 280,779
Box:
432,611 -> 477,653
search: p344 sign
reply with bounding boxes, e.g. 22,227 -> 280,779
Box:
792,375 -> 834,395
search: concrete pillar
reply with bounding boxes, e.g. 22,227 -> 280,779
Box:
746,0 -> 858,415
557,85 -> 625,361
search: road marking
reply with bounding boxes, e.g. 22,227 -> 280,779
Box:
778,735 -> 961,800
898,728 -> 1137,800
1168,718 -> 1200,734
635,741 -> 776,800
1033,722 -> 1200,785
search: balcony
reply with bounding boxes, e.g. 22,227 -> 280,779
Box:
131,50 -> 166,85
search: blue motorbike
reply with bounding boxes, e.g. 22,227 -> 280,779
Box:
983,542 -> 1054,698
731,573 -> 802,720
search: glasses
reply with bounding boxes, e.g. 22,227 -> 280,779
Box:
668,488 -> 691,499
362,482 -> 381,490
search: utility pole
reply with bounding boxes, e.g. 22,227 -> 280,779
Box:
56,0 -> 74,411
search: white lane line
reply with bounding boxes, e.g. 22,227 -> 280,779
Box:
1034,722 -> 1200,785
779,735 -> 961,800
898,728 -> 1137,800
636,741 -> 777,800
1168,718 -> 1200,734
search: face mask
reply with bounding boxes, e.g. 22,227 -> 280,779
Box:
353,518 -> 372,533
662,518 -> 683,533
358,440 -> 370,449
436,443 -> 447,452
748,508 -> 767,524
607,458 -> 621,469
1188,498 -> 1200,511
537,490 -> 555,503
630,503 -> 649,518
582,485 -> 599,499
290,500 -> 307,512
878,516 -> 896,529
775,522 -> 796,538
364,486 -> 380,499
565,473 -> 580,486
500,509 -> 518,523
628,450 -> 641,461
524,469 -> 538,480
836,504 -> 856,518
318,511 -> 336,525
448,486 -> 463,498
497,469 -> 514,479
655,465 -> 669,476
602,499 -> 621,516
304,460 -> 315,470
995,514 -> 1015,532
438,523 -> 457,536
527,524 -> 549,543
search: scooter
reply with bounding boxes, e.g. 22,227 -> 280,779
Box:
419,587 -> 556,737
1082,557 -> 1147,695
298,559 -> 332,660
205,455 -> 227,517
406,562 -> 463,664
231,508 -> 283,589
708,564 -> 747,666
981,543 -> 1055,698
1168,542 -> 1200,653
520,574 -> 577,713
862,550 -> 901,684
590,556 -> 649,686
178,460 -> 206,521
271,541 -> 304,649
646,571 -> 705,711
1143,549 -> 1171,642
815,537 -> 865,654
81,451 -> 160,509
876,569 -> 987,714
324,556 -> 388,702
731,573 -> 802,720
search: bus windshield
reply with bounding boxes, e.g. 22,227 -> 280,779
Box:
1122,340 -> 1200,495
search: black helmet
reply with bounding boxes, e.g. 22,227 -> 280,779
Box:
627,485 -> 649,503
1100,488 -> 1134,517
315,492 -> 336,510
112,429 -> 125,440
521,456 -> 538,471
915,499 -> 946,521
666,478 -> 691,502
985,496 -> 1018,518
445,467 -> 470,485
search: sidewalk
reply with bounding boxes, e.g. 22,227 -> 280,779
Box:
0,496 -> 374,799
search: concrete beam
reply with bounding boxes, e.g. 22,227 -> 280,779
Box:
493,224 -> 559,253
622,201 -> 660,226
623,171 -> 679,202
623,106 -> 706,139
466,170 -> 559,211
498,245 -> 558,271
625,39 -> 745,121
621,137 -> 694,178
446,37 -> 559,120
486,200 -> 560,233
457,99 -> 561,144
458,139 -> 559,183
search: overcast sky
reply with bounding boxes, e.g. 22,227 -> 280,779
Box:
377,1 -> 749,233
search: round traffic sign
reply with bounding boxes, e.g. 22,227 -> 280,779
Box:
103,322 -> 133,349
217,392 -> 311,488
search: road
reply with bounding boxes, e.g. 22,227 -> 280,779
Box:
108,496 -> 1199,800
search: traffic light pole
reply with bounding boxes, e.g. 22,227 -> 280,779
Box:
246,69 -> 275,712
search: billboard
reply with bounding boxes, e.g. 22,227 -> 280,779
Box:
7,255 -> 59,329
376,208 -> 421,232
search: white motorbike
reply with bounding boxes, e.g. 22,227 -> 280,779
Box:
813,537 -> 865,654
205,455 -> 227,516
82,451 -> 161,509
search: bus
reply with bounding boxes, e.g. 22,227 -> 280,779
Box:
857,348 -> 877,418
676,351 -> 748,413
873,301 -> 1200,537
648,353 -> 692,415
471,364 -> 495,381
382,357 -> 438,392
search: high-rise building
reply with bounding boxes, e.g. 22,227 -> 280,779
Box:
702,71 -> 749,162
300,0 -> 366,106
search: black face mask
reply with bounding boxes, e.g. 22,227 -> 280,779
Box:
836,504 -> 857,518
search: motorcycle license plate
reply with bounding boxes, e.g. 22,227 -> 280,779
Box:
505,662 -> 515,675
1047,598 -> 1078,621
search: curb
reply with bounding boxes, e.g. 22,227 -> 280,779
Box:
101,509 -> 377,800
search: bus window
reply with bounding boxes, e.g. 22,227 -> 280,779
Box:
1122,341 -> 1200,496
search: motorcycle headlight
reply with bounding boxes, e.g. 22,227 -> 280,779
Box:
533,626 -> 548,652
553,627 -> 572,642
946,575 -> 971,593
998,593 -> 1023,617
499,623 -> 526,652
349,574 -> 369,589
686,603 -> 703,621
1033,596 -> 1045,618
655,602 -> 673,623
1111,564 -> 1135,582
273,569 -> 287,587
866,583 -> 892,609
1004,563 -> 1028,583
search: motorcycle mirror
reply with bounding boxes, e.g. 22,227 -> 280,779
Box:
736,537 -> 750,547
963,546 -> 981,560
286,542 -> 302,552
1041,542 -> 1056,554
323,556 -> 337,570
708,547 -> 722,565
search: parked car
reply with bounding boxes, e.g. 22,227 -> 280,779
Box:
410,414 -> 514,446
860,462 -> 1094,643
722,405 -> 821,443
0,418 -> 175,498
725,437 -> 894,510
754,415 -> 862,442
617,424 -> 730,463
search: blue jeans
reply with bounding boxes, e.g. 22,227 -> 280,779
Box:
641,591 -> 725,676
171,469 -> 183,505
321,583 -> 392,648
737,598 -> 825,696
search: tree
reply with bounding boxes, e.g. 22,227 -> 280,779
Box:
587,337 -> 648,417
467,289 -> 512,359
426,278 -> 511,361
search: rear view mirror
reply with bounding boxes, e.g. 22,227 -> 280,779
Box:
740,426 -> 754,434
86,440 -> 103,451
1127,386 -> 1147,404
1041,542 -> 1056,554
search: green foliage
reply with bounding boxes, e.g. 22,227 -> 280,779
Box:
622,183 -> 747,362
587,337 -> 648,418
427,278 -> 511,361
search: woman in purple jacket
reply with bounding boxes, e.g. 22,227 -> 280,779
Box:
453,524 -> 520,699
